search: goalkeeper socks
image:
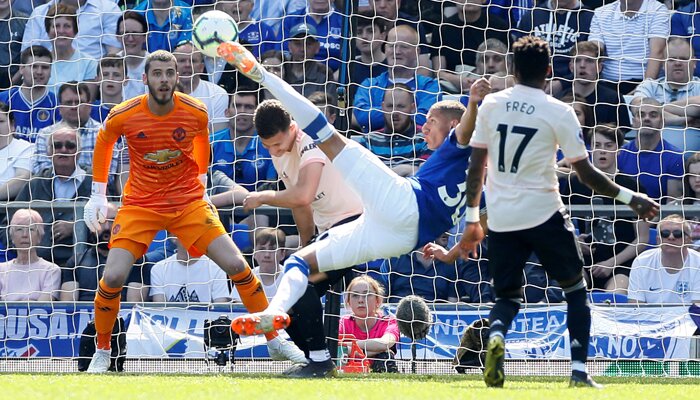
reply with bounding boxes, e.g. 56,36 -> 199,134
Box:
230,267 -> 269,313
94,279 -> 122,350
488,297 -> 521,339
260,70 -> 335,143
564,282 -> 591,368
268,258 -> 310,313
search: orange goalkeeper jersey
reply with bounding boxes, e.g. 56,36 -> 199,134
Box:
95,92 -> 210,213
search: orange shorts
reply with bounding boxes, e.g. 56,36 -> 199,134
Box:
110,200 -> 227,259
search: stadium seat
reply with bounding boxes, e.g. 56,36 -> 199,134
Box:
649,228 -> 658,246
589,291 -> 628,304
147,230 -> 169,253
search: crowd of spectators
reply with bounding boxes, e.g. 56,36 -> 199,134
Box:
1,0 -> 700,306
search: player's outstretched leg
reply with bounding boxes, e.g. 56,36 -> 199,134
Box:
231,252 -> 315,336
217,41 -> 338,147
484,297 -> 521,387
562,279 -> 603,389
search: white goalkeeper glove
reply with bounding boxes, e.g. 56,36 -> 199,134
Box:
84,182 -> 109,233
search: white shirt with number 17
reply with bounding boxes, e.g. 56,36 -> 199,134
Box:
470,85 -> 588,232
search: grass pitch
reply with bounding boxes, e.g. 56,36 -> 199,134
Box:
1,374 -> 699,400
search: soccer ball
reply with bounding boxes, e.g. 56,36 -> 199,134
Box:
192,10 -> 239,58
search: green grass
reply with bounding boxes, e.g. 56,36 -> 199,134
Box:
1,374 -> 699,400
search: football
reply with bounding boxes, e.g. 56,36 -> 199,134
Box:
192,10 -> 239,58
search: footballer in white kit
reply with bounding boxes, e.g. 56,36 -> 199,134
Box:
461,36 -> 659,388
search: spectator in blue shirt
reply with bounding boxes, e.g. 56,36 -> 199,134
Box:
671,0 -> 700,77
352,25 -> 441,133
217,0 -> 279,59
134,0 -> 193,52
0,46 -> 59,142
211,90 -> 277,191
280,0 -> 344,71
0,1 -> 27,90
356,83 -> 430,177
91,56 -> 125,124
618,97 -> 684,202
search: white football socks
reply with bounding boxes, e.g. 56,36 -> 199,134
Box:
267,266 -> 308,313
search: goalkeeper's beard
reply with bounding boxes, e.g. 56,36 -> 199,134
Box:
147,83 -> 176,105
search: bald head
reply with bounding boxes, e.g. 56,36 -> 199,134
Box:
386,25 -> 419,69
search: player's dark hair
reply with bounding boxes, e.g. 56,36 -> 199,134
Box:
512,36 -> 550,85
0,101 -> 14,123
117,10 -> 148,36
20,46 -> 52,64
145,50 -> 177,73
44,3 -> 78,35
254,99 -> 293,139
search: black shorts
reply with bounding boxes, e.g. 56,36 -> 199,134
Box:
488,208 -> 584,298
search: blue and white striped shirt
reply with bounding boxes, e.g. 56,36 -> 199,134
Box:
589,0 -> 670,82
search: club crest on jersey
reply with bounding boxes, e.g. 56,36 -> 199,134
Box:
144,149 -> 182,164
172,127 -> 186,142
37,110 -> 50,122
112,224 -> 121,235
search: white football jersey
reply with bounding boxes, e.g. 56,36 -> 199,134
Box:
273,130 -> 363,231
628,248 -> 700,304
470,85 -> 588,232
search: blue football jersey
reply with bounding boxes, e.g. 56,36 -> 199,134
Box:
409,129 -> 471,248
0,87 -> 59,142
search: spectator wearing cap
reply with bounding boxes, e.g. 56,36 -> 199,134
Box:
284,22 -> 336,97
281,0 -> 344,71
21,0 -> 121,59
134,0 -> 193,52
353,25 -> 441,133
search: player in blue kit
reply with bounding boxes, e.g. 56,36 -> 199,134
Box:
218,41 -> 488,376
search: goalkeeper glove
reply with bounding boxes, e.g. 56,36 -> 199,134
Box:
84,182 -> 108,233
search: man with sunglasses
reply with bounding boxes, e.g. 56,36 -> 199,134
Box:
16,127 -> 95,268
628,214 -> 700,305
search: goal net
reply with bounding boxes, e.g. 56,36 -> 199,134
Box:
0,0 -> 699,376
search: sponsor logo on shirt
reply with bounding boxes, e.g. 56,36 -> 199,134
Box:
144,148 -> 182,164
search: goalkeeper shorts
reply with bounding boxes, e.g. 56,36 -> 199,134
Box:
110,200 -> 227,259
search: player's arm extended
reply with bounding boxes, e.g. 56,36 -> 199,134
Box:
246,162 -> 323,209
455,78 -> 490,146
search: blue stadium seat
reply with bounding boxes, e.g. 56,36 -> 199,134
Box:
147,230 -> 169,253
231,223 -> 252,251
589,291 -> 628,304
649,228 -> 658,246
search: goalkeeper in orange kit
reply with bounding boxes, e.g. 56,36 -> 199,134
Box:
83,50 -> 305,372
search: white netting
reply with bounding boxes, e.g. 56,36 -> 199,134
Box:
0,0 -> 699,377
